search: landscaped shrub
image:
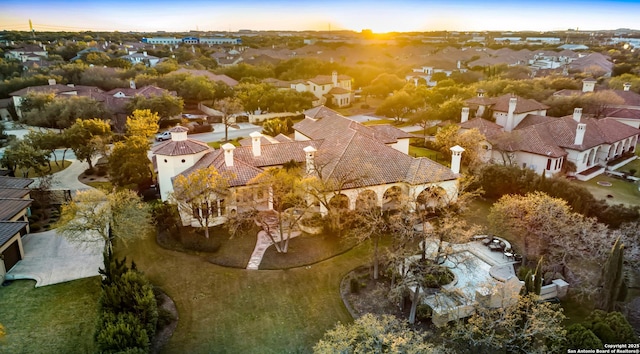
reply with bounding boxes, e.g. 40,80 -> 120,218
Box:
96,250 -> 160,354
582,310 -> 639,344
565,324 -> 603,350
95,311 -> 150,353
416,304 -> 433,321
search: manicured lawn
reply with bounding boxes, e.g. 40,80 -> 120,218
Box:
575,175 -> 640,206
14,160 -> 71,178
260,232 -> 358,270
0,277 -> 100,354
207,138 -> 242,149
361,118 -> 397,126
85,181 -> 113,191
115,231 -> 372,353
408,145 -> 444,161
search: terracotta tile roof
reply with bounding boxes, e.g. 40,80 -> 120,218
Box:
604,108 -> 640,120
181,150 -> 263,187
233,140 -> 324,168
152,139 -> 211,156
369,125 -> 414,140
238,136 -> 273,147
0,221 -> 28,248
611,90 -> 640,107
490,95 -> 549,114
0,198 -> 32,220
328,87 -> 350,95
308,75 -> 333,85
592,117 -> 640,143
0,188 -> 30,199
10,84 -> 77,96
459,118 -> 503,139
295,107 -> 396,144
274,134 -> 293,142
0,176 -> 33,189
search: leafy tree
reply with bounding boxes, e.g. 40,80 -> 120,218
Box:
434,125 -> 486,166
22,96 -> 112,130
314,314 -> 434,354
214,97 -> 244,141
108,136 -> 153,190
170,166 -> 234,239
249,166 -> 309,253
375,90 -> 420,123
447,294 -> 566,353
261,117 -> 293,137
125,109 -> 160,139
25,130 -> 65,170
127,93 -> 183,120
408,108 -> 439,143
0,138 -> 49,177
55,189 -> 154,251
362,73 -> 406,99
581,91 -> 625,118
66,118 -> 111,169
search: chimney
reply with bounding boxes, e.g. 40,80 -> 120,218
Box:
143,51 -> 148,57
48,79 -> 56,85
582,78 -> 595,93
461,107 -> 470,123
450,145 -> 465,174
222,143 -> 235,167
476,89 -> 485,98
130,80 -> 136,89
303,146 -> 317,174
573,107 -> 583,122
332,71 -> 338,87
457,60 -> 461,69
505,97 -> 517,132
250,131 -> 262,157
623,82 -> 631,91
574,123 -> 586,145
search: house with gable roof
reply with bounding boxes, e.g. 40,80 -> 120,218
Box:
459,91 -> 639,180
272,71 -> 353,108
153,106 -> 462,228
0,176 -> 33,283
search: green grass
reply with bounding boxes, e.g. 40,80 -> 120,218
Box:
260,232 -> 358,270
114,231 -> 372,353
575,175 -> 640,206
207,138 -> 242,149
408,145 -> 444,161
361,118 -> 396,126
14,160 -> 72,178
0,277 -> 100,354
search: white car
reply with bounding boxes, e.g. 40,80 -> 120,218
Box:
155,131 -> 171,141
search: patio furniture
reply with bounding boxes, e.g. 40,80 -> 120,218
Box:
504,251 -> 514,260
482,238 -> 492,246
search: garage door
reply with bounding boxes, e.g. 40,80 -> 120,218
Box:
2,240 -> 21,271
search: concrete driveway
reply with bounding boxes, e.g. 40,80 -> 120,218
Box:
6,229 -> 104,287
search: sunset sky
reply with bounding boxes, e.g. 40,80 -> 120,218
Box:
1,0 -> 639,33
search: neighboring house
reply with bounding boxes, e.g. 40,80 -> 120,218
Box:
120,51 -> 160,67
555,80 -> 640,128
460,92 -> 640,180
568,52 -> 613,77
171,68 -> 239,87
153,106 -> 461,227
0,176 -> 33,283
4,44 -> 48,62
262,72 -> 353,108
9,79 -> 175,130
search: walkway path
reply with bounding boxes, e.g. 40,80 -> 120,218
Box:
7,157 -> 104,286
246,228 -> 302,270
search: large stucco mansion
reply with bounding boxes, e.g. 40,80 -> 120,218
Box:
153,106 -> 462,227
459,91 -> 640,180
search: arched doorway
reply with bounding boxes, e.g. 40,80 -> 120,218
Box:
383,186 -> 404,211
416,186 -> 447,213
355,190 -> 378,211
329,194 -> 350,210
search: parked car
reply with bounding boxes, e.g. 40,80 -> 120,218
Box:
155,131 -> 171,141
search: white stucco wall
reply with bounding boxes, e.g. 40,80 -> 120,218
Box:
389,138 -> 410,155
156,150 -> 209,201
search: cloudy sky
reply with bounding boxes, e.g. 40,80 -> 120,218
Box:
1,0 -> 639,33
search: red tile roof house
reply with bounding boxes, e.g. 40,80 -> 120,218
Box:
554,79 -> 640,129
9,79 -> 176,132
268,71 -> 354,108
153,107 -> 463,228
0,176 -> 33,283
459,91 -> 640,181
